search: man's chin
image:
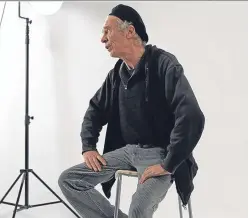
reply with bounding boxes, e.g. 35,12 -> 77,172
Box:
109,51 -> 118,58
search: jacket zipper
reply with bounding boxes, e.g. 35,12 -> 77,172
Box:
145,64 -> 149,102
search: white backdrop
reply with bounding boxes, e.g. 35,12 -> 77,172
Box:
0,1 -> 247,218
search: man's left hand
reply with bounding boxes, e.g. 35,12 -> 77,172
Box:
139,164 -> 171,184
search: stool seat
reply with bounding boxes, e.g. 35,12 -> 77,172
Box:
115,170 -> 138,178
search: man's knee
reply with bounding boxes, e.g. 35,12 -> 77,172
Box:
58,165 -> 94,192
58,168 -> 71,190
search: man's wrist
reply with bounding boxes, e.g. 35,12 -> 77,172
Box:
160,163 -> 172,174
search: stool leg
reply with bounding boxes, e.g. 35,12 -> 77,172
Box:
178,195 -> 183,218
187,198 -> 193,218
114,174 -> 122,218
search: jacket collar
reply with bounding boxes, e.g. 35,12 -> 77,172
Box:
113,44 -> 156,74
112,44 -> 159,102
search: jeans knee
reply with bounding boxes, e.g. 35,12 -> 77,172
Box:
58,166 -> 94,192
58,168 -> 70,189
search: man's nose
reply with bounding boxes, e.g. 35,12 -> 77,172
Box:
101,35 -> 107,43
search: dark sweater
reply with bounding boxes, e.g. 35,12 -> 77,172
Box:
118,61 -> 153,145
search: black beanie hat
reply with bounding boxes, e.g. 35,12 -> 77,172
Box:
109,4 -> 149,43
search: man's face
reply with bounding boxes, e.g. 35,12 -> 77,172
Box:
101,16 -> 128,58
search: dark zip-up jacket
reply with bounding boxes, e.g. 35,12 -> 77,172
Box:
80,44 -> 205,206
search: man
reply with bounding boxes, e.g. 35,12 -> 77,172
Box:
58,4 -> 205,218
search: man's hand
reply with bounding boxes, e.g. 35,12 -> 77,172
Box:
139,164 -> 170,184
83,151 -> 107,172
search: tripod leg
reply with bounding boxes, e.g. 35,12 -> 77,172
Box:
31,171 -> 80,218
12,173 -> 25,218
0,172 -> 23,204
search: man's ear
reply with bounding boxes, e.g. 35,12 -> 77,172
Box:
126,25 -> 136,39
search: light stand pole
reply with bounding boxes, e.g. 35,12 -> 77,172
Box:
0,2 -> 80,218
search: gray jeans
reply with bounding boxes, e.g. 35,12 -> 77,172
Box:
58,144 -> 173,218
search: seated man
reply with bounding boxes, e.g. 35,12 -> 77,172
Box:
58,4 -> 205,218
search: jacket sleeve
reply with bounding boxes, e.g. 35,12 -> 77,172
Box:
161,64 -> 205,173
80,73 -> 112,154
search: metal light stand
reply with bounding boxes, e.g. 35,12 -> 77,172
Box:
0,2 -> 80,218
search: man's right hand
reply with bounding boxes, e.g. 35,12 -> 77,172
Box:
83,151 -> 107,172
